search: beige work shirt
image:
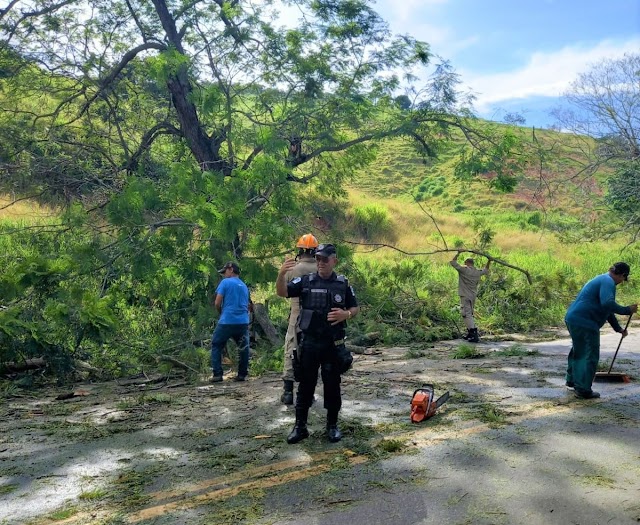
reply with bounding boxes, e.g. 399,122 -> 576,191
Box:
285,257 -> 318,329
450,260 -> 489,299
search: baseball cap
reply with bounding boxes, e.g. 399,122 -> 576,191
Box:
315,244 -> 337,257
611,262 -> 630,280
218,261 -> 240,274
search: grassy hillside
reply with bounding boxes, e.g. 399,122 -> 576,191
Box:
351,125 -> 605,214
345,124 -> 613,250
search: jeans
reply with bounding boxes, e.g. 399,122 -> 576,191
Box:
211,323 -> 250,377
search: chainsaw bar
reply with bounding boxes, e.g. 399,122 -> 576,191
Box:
435,391 -> 450,409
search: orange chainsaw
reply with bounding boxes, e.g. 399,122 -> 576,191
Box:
410,384 -> 450,423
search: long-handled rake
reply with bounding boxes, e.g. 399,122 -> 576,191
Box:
594,314 -> 632,383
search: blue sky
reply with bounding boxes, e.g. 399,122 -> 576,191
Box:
373,0 -> 640,128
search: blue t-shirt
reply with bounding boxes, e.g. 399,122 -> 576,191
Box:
216,276 -> 250,325
565,273 -> 631,330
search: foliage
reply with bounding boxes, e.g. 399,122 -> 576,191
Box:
503,112 -> 526,126
477,404 -> 509,427
493,344 -> 539,357
394,95 -> 412,111
351,257 -> 460,344
0,3 -> 636,381
608,159 -> 640,233
454,127 -> 529,192
351,203 -> 393,240
470,217 -> 495,250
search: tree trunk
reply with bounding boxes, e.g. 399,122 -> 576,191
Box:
150,0 -> 227,175
0,358 -> 46,373
252,303 -> 282,347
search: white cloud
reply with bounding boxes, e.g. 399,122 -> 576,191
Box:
378,0 -> 448,28
464,38 -> 640,112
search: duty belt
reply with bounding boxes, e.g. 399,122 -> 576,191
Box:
334,338 -> 345,346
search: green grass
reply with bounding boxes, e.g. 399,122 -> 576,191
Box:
0,483 -> 19,495
404,347 -> 428,359
108,467 -> 160,508
597,360 -> 614,372
376,438 -> 406,453
79,488 -> 108,500
116,392 -> 173,409
451,344 -> 483,359
493,344 -> 540,357
47,506 -> 79,521
478,404 -> 509,427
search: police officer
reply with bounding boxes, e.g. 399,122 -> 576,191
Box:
276,243 -> 359,444
281,233 -> 320,405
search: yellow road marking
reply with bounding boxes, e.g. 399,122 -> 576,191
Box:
128,456 -> 368,522
149,450 -> 342,502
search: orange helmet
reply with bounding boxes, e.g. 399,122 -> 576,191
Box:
296,233 -> 319,250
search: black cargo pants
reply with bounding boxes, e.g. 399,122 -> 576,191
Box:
294,335 -> 342,412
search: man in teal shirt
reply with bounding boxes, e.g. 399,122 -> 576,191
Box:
565,262 -> 637,399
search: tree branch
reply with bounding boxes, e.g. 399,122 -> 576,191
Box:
125,121 -> 182,172
0,0 -> 20,22
78,42 -> 167,119
340,241 -> 533,284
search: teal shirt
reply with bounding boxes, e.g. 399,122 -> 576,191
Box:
565,273 -> 631,331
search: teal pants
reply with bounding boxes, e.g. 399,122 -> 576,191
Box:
565,323 -> 600,394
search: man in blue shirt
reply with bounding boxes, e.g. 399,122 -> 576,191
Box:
565,262 -> 637,399
211,262 -> 251,382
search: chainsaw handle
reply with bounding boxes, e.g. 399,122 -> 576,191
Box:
411,384 -> 434,400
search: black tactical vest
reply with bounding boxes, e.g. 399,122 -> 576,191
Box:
298,273 -> 349,339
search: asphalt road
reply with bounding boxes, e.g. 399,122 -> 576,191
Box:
1,327 -> 639,525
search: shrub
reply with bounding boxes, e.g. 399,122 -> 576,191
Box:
352,203 -> 393,240
527,211 -> 543,227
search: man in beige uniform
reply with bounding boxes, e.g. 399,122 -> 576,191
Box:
281,234 -> 319,405
450,251 -> 490,342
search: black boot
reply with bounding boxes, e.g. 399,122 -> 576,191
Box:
287,408 -> 309,444
463,329 -> 472,340
469,328 -> 480,343
281,380 -> 294,405
326,410 -> 342,443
